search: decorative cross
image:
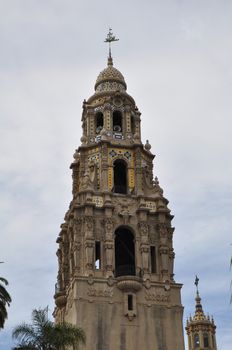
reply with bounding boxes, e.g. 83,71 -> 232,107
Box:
104,28 -> 119,58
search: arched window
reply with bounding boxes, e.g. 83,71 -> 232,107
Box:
113,159 -> 127,194
115,227 -> 135,277
96,112 -> 103,133
194,333 -> 200,348
203,333 -> 209,347
113,110 -> 122,132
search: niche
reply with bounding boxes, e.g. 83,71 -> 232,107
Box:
113,110 -> 122,132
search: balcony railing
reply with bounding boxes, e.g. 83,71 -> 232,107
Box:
115,264 -> 136,278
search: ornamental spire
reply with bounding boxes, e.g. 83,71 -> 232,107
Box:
193,275 -> 206,321
104,28 -> 119,66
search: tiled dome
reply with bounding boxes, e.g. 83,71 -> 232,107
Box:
94,57 -> 127,93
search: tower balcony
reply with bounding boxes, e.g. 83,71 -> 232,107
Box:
115,264 -> 136,277
115,265 -> 142,292
116,275 -> 142,292
54,283 -> 67,308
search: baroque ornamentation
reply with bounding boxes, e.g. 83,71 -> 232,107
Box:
145,291 -> 170,303
87,287 -> 113,298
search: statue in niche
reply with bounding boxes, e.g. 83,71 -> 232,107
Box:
142,165 -> 163,197
79,161 -> 97,191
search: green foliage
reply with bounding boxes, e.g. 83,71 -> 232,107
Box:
12,307 -> 86,350
0,277 -> 12,329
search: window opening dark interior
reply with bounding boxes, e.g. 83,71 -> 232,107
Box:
203,334 -> 209,347
96,112 -> 103,133
194,334 -> 200,348
128,294 -> 133,311
113,110 -> 122,132
113,160 -> 127,194
115,227 -> 135,277
150,246 -> 156,273
95,241 -> 101,269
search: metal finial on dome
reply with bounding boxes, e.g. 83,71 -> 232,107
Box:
194,275 -> 199,294
104,28 -> 119,65
193,275 -> 206,321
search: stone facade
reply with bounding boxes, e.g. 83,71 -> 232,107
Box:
54,54 -> 185,350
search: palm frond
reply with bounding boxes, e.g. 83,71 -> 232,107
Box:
12,308 -> 85,350
0,284 -> 12,305
0,277 -> 9,285
12,323 -> 37,344
0,300 -> 8,328
54,322 -> 86,349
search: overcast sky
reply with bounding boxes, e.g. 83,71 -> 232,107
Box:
0,1 -> 231,349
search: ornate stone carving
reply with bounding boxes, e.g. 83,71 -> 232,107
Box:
85,240 -> 94,269
103,218 -> 114,239
159,245 -> 169,275
139,222 -> 149,244
79,171 -> 92,191
104,241 -> 114,270
87,287 -> 113,298
145,291 -> 170,303
84,216 -> 94,238
117,277 -> 142,292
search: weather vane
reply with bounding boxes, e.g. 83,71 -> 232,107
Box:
194,275 -> 199,293
104,28 -> 119,58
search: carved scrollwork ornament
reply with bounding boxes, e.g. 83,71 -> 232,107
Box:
104,242 -> 114,250
87,274 -> 94,285
138,222 -> 149,235
140,245 -> 149,253
159,246 -> 169,255
107,276 -> 115,287
103,218 -> 114,237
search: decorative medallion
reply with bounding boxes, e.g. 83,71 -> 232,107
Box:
92,196 -> 103,208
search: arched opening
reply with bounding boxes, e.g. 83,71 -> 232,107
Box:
96,112 -> 103,133
194,333 -> 200,348
113,159 -> 127,194
115,227 -> 135,277
113,110 -> 122,132
203,333 -> 209,347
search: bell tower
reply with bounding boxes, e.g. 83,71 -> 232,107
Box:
186,277 -> 217,350
54,31 -> 185,350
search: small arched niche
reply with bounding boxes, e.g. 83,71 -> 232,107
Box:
113,110 -> 122,132
113,159 -> 127,194
95,111 -> 103,133
115,227 -> 135,277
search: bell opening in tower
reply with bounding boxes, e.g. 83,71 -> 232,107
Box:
113,159 -> 127,194
95,111 -> 103,133
113,110 -> 122,132
115,227 -> 135,277
203,333 -> 209,347
194,333 -> 200,348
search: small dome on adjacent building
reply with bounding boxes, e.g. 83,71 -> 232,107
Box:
94,56 -> 127,93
